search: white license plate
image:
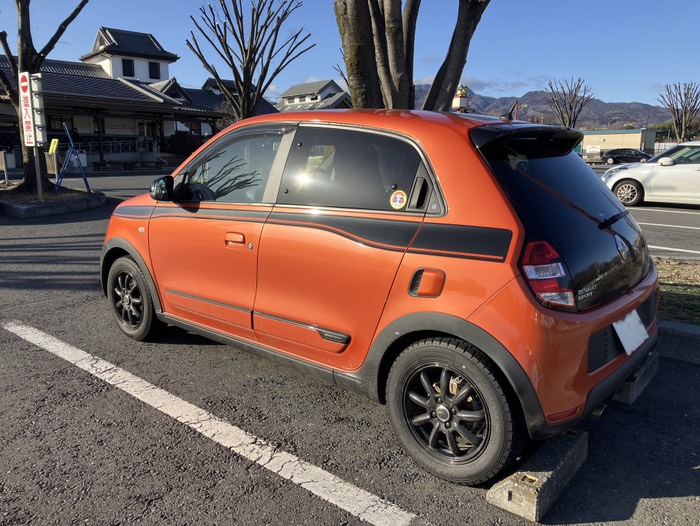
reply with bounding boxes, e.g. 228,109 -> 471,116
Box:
612,309 -> 649,355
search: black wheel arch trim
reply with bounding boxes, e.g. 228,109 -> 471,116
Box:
334,311 -> 658,440
100,237 -> 163,314
333,312 -> 549,438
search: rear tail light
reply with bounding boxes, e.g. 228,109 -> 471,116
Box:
521,239 -> 576,310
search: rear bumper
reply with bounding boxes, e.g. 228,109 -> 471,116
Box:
467,264 -> 659,439
528,331 -> 657,439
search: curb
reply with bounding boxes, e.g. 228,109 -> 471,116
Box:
658,320 -> 700,367
0,191 -> 107,218
486,429 -> 588,522
659,319 -> 700,340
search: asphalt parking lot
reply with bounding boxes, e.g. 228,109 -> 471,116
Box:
1,170 -> 699,525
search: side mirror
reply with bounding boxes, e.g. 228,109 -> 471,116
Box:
150,175 -> 174,201
659,157 -> 674,167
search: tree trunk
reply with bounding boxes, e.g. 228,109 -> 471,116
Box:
402,0 -> 421,109
380,0 -> 410,108
334,0 -> 384,108
1,0 -> 90,193
422,0 -> 490,111
15,1 -> 44,192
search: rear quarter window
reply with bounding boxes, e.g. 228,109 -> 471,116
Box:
278,126 -> 424,212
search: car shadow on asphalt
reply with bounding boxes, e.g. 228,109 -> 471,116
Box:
542,357 -> 699,524
145,325 -> 222,346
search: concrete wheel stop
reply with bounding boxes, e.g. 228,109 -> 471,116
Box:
486,428 -> 588,522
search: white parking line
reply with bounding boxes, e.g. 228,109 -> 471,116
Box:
638,222 -> 700,231
648,245 -> 700,255
633,208 -> 700,216
2,321 -> 426,526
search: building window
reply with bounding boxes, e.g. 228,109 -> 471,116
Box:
49,115 -> 73,132
122,58 -> 135,77
149,62 -> 161,80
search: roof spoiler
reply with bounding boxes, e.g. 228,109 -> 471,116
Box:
471,124 -> 583,158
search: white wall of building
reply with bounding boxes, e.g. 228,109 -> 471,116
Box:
111,57 -> 169,82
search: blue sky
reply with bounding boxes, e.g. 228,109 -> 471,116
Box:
1,0 -> 698,106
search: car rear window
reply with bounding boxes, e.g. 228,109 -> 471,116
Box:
473,124 -> 650,310
473,126 -> 623,231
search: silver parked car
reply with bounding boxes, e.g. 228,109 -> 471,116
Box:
602,141 -> 700,206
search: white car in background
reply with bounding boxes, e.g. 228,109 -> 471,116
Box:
602,141 -> 700,206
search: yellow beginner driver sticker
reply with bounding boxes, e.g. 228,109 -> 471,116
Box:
390,190 -> 407,210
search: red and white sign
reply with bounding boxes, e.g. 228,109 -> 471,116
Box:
18,71 -> 35,147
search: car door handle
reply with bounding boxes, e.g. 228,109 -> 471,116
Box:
225,232 -> 246,246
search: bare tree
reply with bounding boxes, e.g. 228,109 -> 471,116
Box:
545,77 -> 594,128
334,0 -> 490,110
0,0 -> 90,192
187,0 -> 315,121
658,82 -> 700,142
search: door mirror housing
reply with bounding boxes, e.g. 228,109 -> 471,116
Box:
659,157 -> 674,167
150,175 -> 174,201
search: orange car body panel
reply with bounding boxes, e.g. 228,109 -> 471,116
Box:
148,201 -> 272,340
253,206 -> 419,369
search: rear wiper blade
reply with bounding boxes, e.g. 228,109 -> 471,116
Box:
598,210 -> 630,230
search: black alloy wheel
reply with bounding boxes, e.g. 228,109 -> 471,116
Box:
107,256 -> 158,340
386,338 -> 524,486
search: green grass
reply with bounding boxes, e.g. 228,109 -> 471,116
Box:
655,259 -> 700,326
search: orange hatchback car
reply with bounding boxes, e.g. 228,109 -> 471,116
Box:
101,110 -> 659,485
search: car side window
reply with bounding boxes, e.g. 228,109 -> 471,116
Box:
683,147 -> 700,164
665,145 -> 700,165
277,126 -> 424,211
182,133 -> 281,203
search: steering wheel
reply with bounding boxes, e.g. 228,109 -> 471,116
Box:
188,183 -> 216,202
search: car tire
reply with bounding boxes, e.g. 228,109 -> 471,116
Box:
606,157 -> 615,165
613,180 -> 644,206
107,256 -> 160,341
386,337 -> 525,486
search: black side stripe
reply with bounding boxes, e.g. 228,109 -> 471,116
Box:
145,207 -> 512,262
410,224 -> 512,262
268,212 -> 421,252
150,206 -> 271,223
113,206 -> 154,218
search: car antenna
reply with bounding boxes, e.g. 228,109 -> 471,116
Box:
500,100 -> 519,122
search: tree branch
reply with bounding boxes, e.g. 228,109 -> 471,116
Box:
546,77 -> 593,128
36,0 -> 90,67
187,0 -> 313,120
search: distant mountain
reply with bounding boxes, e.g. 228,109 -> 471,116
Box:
414,85 -> 670,130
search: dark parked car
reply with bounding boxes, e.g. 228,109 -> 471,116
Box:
602,148 -> 652,165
